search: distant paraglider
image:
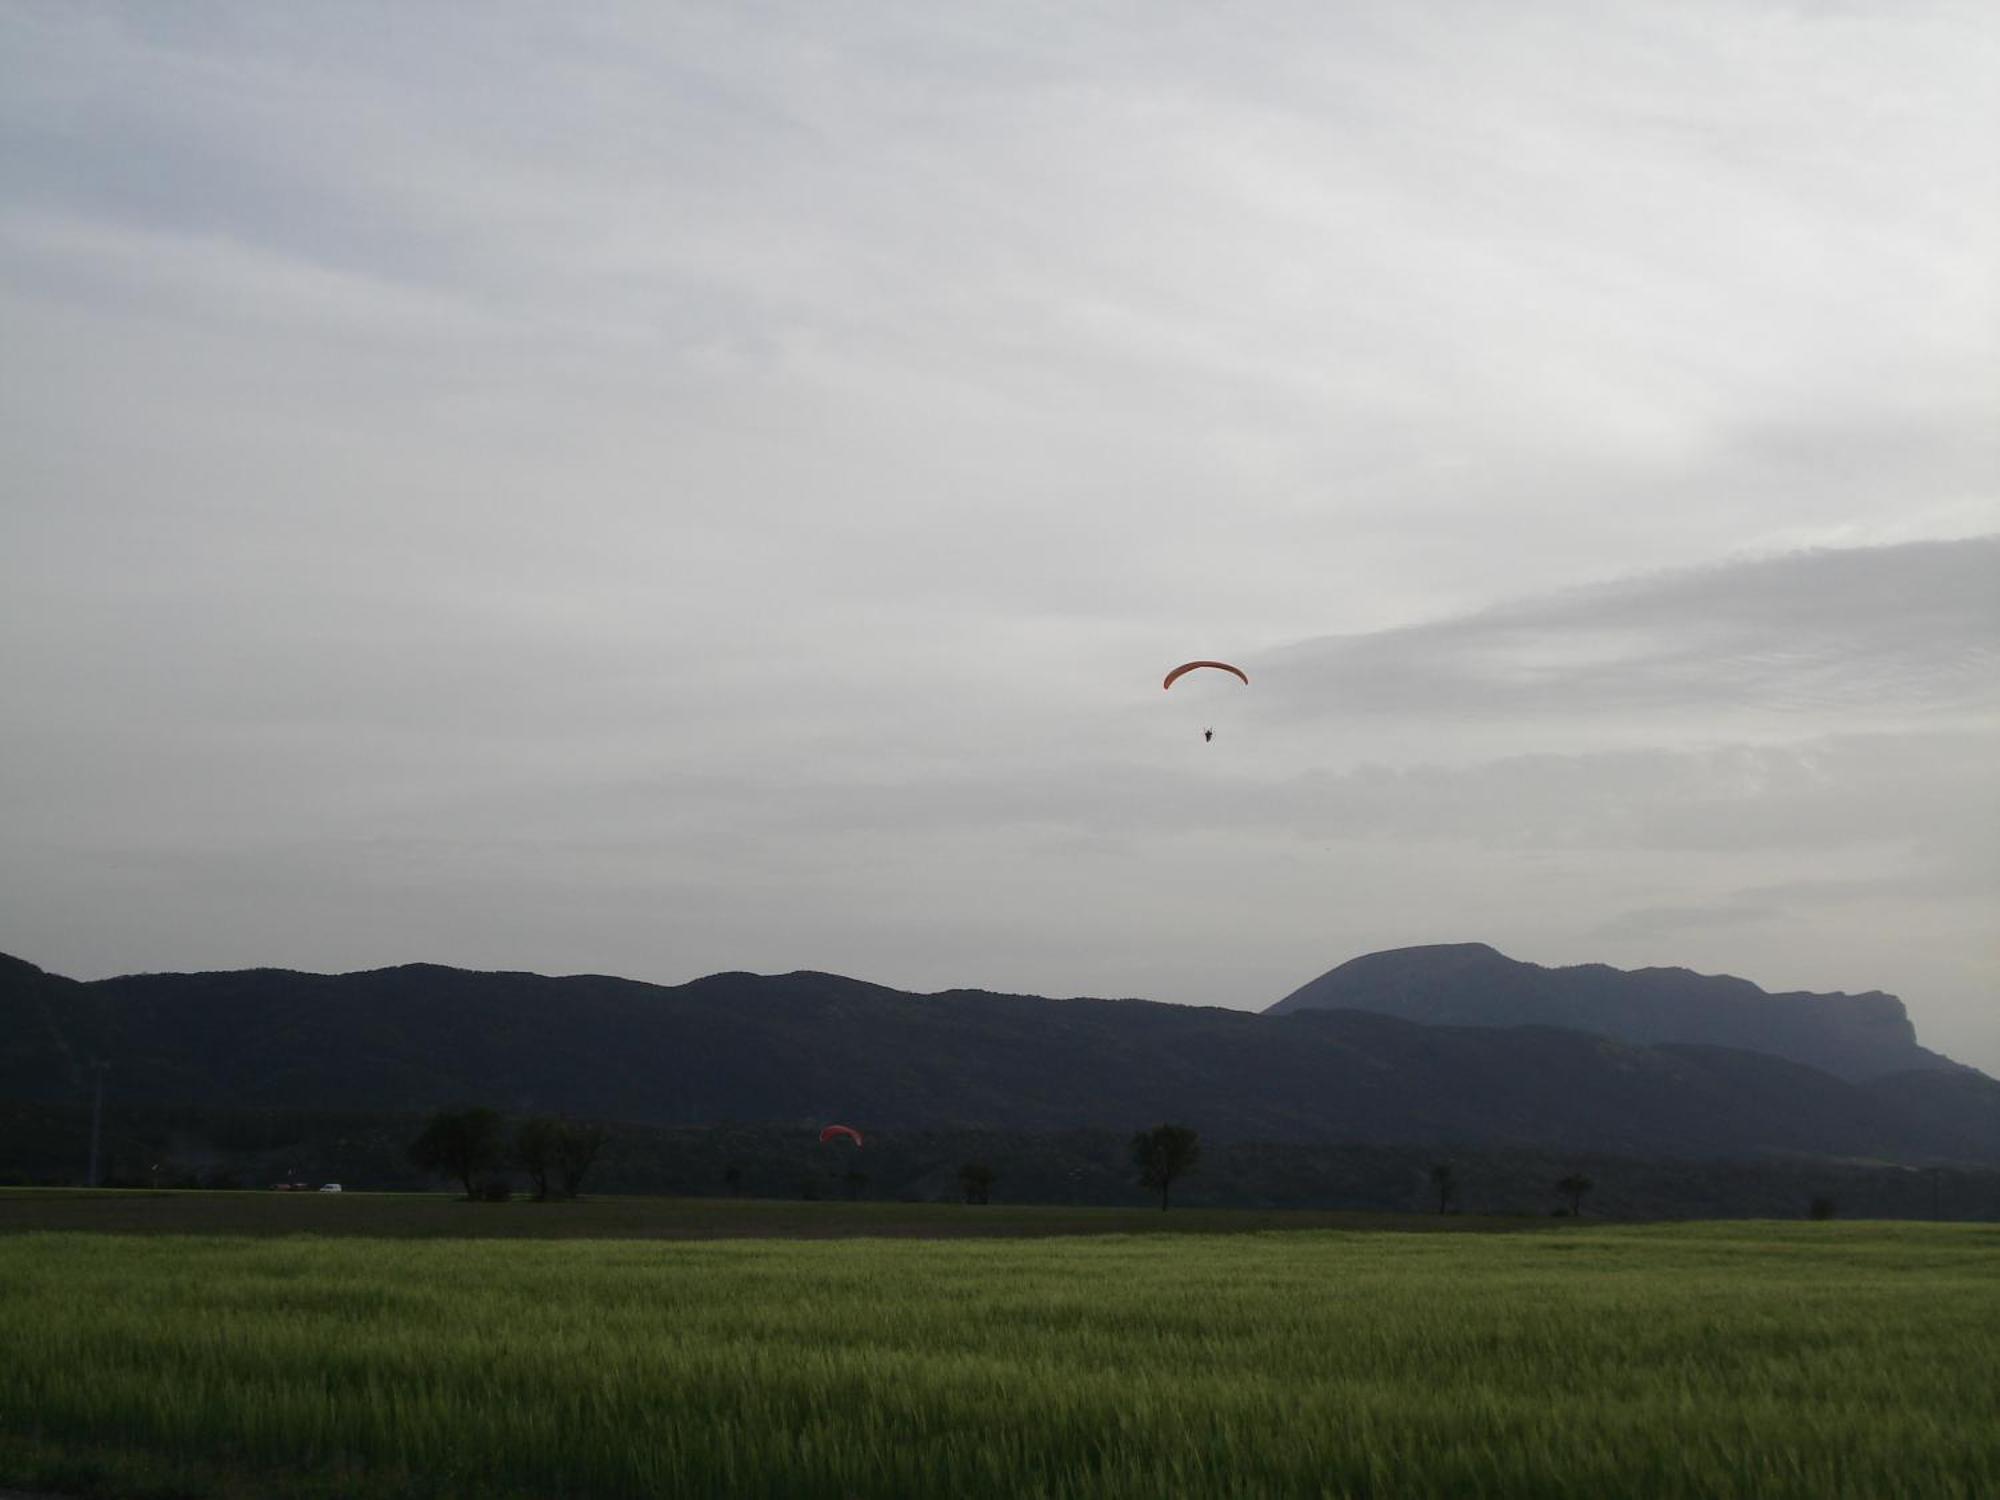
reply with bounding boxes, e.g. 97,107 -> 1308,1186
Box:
819,1124 -> 864,1148
1164,661 -> 1247,741
1162,660 -> 1249,691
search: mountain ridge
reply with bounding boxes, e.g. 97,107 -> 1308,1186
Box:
3,947 -> 1994,1166
1266,942 -> 1959,1081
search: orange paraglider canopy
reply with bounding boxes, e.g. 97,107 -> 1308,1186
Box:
819,1124 -> 863,1147
1162,660 -> 1249,690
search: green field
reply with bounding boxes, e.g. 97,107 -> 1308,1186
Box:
0,1188 -> 1541,1241
0,1203 -> 1993,1498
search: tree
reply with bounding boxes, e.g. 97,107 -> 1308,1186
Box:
1131,1124 -> 1200,1211
1556,1173 -> 1594,1216
513,1116 -> 560,1201
1808,1195 -> 1838,1221
959,1162 -> 995,1205
409,1107 -> 502,1199
552,1119 -> 608,1199
1429,1162 -> 1457,1215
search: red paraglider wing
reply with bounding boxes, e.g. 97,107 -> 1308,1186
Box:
1162,660 -> 1249,690
818,1124 -> 864,1147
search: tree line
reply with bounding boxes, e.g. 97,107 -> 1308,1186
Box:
957,1126 -> 1202,1209
1121,1129 -> 1602,1216
408,1107 -> 607,1201
1428,1162 -> 1597,1216
403,1108 -> 1707,1220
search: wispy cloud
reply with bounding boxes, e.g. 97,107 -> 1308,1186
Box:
1260,537 -> 1999,730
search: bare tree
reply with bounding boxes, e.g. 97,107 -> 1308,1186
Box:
1131,1124 -> 1201,1211
959,1162 -> 995,1205
553,1119 -> 608,1199
1556,1173 -> 1594,1216
1429,1162 -> 1457,1215
513,1116 -> 560,1201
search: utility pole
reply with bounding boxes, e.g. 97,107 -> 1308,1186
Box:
87,1062 -> 108,1187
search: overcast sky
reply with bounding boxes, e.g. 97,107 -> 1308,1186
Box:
3,3 -> 1996,1071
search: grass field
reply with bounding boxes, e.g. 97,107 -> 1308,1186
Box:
0,1187 -> 1540,1240
0,1202 -> 1993,1498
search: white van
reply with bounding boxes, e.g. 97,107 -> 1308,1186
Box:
318,1183 -> 343,1193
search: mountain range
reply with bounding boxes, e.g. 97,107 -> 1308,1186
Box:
3,945 -> 1994,1166
1268,943 -> 1962,1081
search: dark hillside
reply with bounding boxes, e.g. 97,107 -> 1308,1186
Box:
3,952 -> 1994,1164
1268,943 -> 1958,1080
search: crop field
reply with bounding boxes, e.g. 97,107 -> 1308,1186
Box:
0,1188 -> 1538,1241
1,1216 -> 1994,1499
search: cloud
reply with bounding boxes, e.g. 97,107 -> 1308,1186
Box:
1258,537 -> 2000,733
6,4 -> 1995,641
